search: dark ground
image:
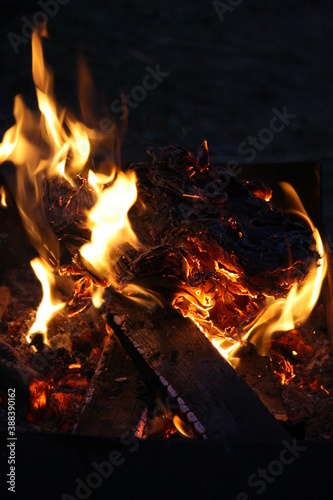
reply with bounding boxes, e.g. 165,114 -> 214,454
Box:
0,0 -> 333,234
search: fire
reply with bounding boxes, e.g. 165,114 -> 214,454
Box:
243,182 -> 327,355
28,257 -> 65,345
0,32 -> 328,397
80,170 -> 138,285
0,32 -> 140,327
176,182 -> 327,370
69,363 -> 82,370
173,415 -> 195,438
0,186 -> 7,207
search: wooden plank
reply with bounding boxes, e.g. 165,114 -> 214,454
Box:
75,327 -> 148,437
106,292 -> 289,441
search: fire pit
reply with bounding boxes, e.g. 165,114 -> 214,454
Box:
0,33 -> 333,498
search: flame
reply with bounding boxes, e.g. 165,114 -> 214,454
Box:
69,363 -> 81,370
243,182 -> 327,355
0,186 -> 7,207
173,415 -> 195,438
0,33 -> 141,322
88,170 -> 116,196
91,286 -> 104,308
28,257 -> 65,345
80,170 -> 138,284
0,33 -> 328,383
175,182 -> 327,368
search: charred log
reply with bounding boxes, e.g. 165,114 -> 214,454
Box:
106,292 -> 289,441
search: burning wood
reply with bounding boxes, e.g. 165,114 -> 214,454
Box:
123,144 -> 322,344
105,293 -> 289,440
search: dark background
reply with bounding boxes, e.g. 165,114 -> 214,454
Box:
0,0 -> 332,227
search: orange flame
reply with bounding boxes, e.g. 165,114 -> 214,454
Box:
173,415 -> 195,438
0,33 -> 142,317
0,34 -> 328,367
0,186 -> 7,207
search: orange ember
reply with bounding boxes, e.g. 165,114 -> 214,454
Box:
29,379 -> 50,417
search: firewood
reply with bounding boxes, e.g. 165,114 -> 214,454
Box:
75,326 -> 148,437
106,292 -> 289,441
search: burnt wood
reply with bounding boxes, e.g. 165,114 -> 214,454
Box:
106,292 -> 289,441
239,161 -> 333,349
75,327 -> 148,437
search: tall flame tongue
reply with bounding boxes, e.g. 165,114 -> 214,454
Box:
0,34 -> 105,263
0,32 -> 140,330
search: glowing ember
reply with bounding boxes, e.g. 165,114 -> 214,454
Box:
69,363 -> 82,370
29,379 -> 49,413
273,358 -> 295,386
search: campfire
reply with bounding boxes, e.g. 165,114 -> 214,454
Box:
0,33 -> 332,440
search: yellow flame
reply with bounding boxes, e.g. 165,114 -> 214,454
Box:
88,169 -> 116,196
120,283 -> 164,308
0,33 -> 133,314
80,170 -> 138,283
28,257 -> 65,345
91,287 -> 104,308
0,186 -> 7,207
0,34 -> 98,265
